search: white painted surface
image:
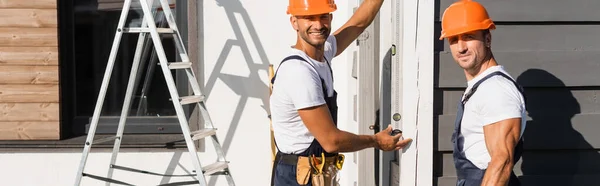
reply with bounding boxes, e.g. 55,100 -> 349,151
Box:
415,0 -> 435,185
397,0 -> 435,185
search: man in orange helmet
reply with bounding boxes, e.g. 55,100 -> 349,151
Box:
439,1 -> 527,186
270,0 -> 412,185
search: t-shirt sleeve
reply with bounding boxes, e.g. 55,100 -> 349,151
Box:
324,35 -> 338,61
277,60 -> 326,110
478,79 -> 524,126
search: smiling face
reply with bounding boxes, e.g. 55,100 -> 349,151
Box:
291,13 -> 332,48
448,30 -> 492,72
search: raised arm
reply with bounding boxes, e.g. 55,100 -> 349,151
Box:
332,0 -> 384,57
298,104 -> 411,153
482,118 -> 521,186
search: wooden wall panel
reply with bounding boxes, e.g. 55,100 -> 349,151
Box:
0,66 -> 58,84
437,51 -> 600,88
0,85 -> 59,102
436,113 -> 600,151
0,9 -> 57,28
0,121 -> 59,140
436,25 -> 600,88
0,0 -> 59,140
437,0 -> 600,22
437,89 -> 600,115
0,103 -> 59,121
0,28 -> 58,47
0,0 -> 57,9
0,47 -> 58,65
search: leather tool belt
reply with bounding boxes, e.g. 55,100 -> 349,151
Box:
279,153 -> 345,186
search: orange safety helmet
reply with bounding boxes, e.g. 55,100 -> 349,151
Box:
287,0 -> 337,16
439,0 -> 495,40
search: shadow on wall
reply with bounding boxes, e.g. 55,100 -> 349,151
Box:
516,69 -> 600,186
202,0 -> 271,185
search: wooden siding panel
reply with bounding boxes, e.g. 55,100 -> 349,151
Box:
437,151 -> 600,179
0,9 -> 57,28
0,47 -> 58,65
437,25 -> 600,88
0,85 -> 58,102
0,121 -> 59,140
0,103 -> 59,121
0,0 -> 56,9
437,0 -> 600,22
0,28 -> 57,47
0,66 -> 58,84
437,89 -> 600,115
437,51 -> 600,88
0,1 -> 60,140
436,114 -> 600,151
437,25 -> 600,52
438,175 -> 600,186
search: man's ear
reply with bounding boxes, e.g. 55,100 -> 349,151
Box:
485,32 -> 492,48
290,16 -> 298,31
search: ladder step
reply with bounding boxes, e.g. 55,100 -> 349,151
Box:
93,136 -> 120,145
180,95 -> 205,105
168,62 -> 192,69
191,128 -> 217,141
121,28 -> 174,34
202,161 -> 229,175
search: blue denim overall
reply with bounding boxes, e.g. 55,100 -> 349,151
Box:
452,71 -> 525,186
270,55 -> 338,186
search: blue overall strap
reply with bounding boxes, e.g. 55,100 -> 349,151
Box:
271,55 -> 316,85
462,71 -> 526,105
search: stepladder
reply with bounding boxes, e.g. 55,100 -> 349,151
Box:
73,0 -> 235,185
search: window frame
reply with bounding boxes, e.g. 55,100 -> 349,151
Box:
0,0 -> 201,148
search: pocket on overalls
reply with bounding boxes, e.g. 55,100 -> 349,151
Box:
296,157 -> 312,185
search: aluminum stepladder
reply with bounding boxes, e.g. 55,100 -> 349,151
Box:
73,0 -> 235,185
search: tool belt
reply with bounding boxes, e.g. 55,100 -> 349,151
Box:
279,153 -> 345,186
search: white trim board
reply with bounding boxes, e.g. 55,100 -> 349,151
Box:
393,0 -> 434,185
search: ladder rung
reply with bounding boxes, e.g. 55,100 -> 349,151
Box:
121,28 -> 174,34
180,95 -> 205,105
191,128 -> 217,141
202,162 -> 229,175
168,62 -> 192,69
93,136 -> 120,145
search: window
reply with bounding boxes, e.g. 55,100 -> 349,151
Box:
56,0 -> 196,146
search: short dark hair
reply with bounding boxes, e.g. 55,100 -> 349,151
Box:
481,29 -> 490,37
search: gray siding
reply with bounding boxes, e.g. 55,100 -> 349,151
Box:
433,0 -> 600,185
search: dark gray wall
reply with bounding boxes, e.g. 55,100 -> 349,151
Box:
434,0 -> 600,185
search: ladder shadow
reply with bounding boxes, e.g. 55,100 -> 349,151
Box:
111,164 -> 197,177
198,1 -> 272,185
82,173 -> 135,186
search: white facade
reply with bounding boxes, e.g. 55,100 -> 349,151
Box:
0,0 -> 434,185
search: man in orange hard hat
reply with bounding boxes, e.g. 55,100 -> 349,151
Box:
439,1 -> 527,186
270,0 -> 412,185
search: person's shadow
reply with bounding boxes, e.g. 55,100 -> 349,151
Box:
517,69 -> 600,185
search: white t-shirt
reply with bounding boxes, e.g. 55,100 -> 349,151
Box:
269,35 -> 337,154
460,65 -> 527,169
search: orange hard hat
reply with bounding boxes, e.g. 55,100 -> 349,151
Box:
287,0 -> 337,16
439,0 -> 495,40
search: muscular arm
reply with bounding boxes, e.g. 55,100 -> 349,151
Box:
481,118 -> 521,186
298,104 -> 410,153
333,0 -> 384,57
